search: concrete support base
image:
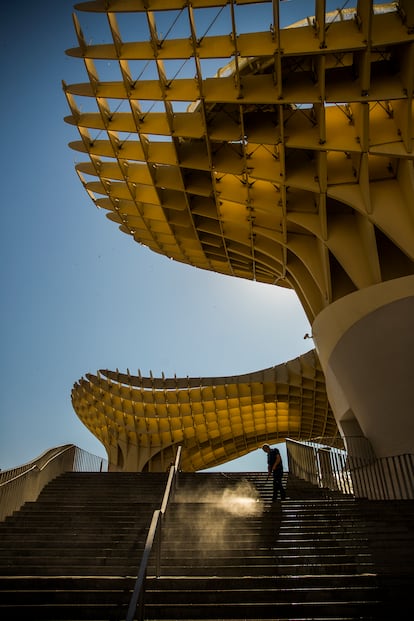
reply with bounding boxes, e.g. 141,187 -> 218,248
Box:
312,276 -> 414,498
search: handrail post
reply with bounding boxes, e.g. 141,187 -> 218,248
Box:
156,514 -> 162,577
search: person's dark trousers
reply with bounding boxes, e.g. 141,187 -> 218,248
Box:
272,471 -> 286,501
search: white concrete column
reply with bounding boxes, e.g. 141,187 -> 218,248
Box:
312,275 -> 414,459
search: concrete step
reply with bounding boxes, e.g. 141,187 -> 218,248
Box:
0,556 -> 143,569
155,550 -> 374,564
0,526 -> 148,537
0,565 -> 141,577
147,561 -> 376,576
140,600 -> 381,619
0,574 -> 379,591
6,584 -> 376,606
6,502 -> 157,512
0,535 -> 146,547
0,598 -> 381,620
1,514 -> 152,524
0,547 -> 145,559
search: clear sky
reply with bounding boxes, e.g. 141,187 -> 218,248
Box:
0,0 -> 358,473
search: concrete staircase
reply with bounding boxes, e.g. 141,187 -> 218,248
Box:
0,470 -> 413,619
144,473 -> 381,619
0,472 -> 168,619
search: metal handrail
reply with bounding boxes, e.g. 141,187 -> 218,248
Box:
286,437 -> 414,500
126,446 -> 182,621
0,445 -> 107,522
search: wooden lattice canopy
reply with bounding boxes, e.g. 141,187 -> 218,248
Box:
71,350 -> 341,471
65,1 -> 414,469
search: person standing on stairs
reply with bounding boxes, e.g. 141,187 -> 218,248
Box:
262,444 -> 286,501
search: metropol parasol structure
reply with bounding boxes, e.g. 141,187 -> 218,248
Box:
64,0 -> 414,487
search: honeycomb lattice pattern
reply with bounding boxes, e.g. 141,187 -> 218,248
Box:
64,0 -> 414,322
65,1 -> 414,470
71,349 -> 341,471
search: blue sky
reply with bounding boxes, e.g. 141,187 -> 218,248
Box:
0,0 -> 362,473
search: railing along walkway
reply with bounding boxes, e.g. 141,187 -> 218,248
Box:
0,444 -> 107,521
126,446 -> 182,621
287,437 -> 414,500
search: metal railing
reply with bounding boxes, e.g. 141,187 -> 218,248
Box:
286,437 -> 414,500
126,446 -> 182,621
286,437 -> 352,494
0,444 -> 107,521
347,451 -> 414,500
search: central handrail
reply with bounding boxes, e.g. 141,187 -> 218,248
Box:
126,446 -> 182,621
